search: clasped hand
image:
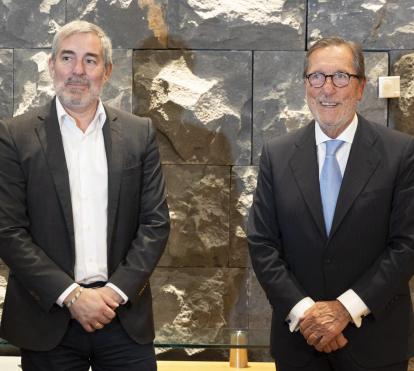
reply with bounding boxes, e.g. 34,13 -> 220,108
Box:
299,300 -> 351,353
66,286 -> 122,333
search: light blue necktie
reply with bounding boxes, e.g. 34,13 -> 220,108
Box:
320,140 -> 344,235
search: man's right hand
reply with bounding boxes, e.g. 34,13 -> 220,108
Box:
63,288 -> 119,332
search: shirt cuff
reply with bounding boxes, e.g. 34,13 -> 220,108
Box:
337,289 -> 370,328
286,297 -> 315,332
106,283 -> 128,304
56,283 -> 79,307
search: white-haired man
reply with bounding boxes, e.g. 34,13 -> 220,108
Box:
0,20 -> 170,370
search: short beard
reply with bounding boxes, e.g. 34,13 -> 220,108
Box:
54,80 -> 101,111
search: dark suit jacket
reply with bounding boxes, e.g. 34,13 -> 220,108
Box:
248,115 -> 414,368
0,99 -> 170,351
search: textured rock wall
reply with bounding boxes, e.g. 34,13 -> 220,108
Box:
1,0 -> 414,367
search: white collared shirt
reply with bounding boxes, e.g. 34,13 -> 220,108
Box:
55,97 -> 127,305
287,114 -> 370,331
315,114 -> 358,177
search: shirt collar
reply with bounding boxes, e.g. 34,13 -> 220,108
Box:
315,113 -> 358,146
55,97 -> 107,130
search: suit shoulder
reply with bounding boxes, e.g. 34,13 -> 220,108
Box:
105,105 -> 151,130
264,124 -> 312,153
362,118 -> 414,147
1,104 -> 49,129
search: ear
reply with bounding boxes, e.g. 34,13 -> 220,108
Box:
356,77 -> 366,101
104,63 -> 113,82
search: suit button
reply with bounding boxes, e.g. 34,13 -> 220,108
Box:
324,259 -> 331,264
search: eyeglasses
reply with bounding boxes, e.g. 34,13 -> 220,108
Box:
305,72 -> 359,88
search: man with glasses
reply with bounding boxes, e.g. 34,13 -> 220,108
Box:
248,37 -> 414,371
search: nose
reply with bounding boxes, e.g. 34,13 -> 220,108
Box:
73,59 -> 85,75
321,76 -> 336,94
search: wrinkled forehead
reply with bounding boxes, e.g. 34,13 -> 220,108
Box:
56,31 -> 104,55
307,45 -> 355,73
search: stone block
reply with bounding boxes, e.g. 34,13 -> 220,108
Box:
389,51 -> 414,135
359,52 -> 388,126
67,0 -> 168,49
151,267 -> 249,354
230,166 -> 258,268
13,49 -> 132,115
308,0 -> 414,50
160,165 -> 230,267
133,50 -> 252,165
0,49 -> 13,119
0,0 -> 65,48
253,51 -> 311,164
167,0 -> 306,50
102,49 -> 133,113
248,269 -> 272,329
253,51 -> 389,164
13,49 -> 55,116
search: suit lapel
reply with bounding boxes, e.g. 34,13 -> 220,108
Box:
329,116 -> 381,238
289,122 -> 326,238
35,100 -> 75,258
103,106 -> 123,252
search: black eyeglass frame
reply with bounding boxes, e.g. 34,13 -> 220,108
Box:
305,72 -> 360,88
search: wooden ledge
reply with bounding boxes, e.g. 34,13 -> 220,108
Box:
158,361 -> 275,370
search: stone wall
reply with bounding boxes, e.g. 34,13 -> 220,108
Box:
0,0 -> 414,365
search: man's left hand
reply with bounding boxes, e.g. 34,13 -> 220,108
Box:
299,300 -> 351,352
96,286 -> 123,310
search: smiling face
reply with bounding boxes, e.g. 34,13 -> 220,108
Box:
48,32 -> 112,114
305,45 -> 366,138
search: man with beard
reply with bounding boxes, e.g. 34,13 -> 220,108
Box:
0,20 -> 170,371
248,37 -> 414,371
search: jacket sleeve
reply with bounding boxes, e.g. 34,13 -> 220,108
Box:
108,119 -> 170,299
0,119 -> 74,312
247,141 -> 307,319
352,136 -> 414,318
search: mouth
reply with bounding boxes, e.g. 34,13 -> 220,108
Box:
65,78 -> 90,88
319,101 -> 339,108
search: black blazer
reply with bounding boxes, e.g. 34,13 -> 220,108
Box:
0,99 -> 170,351
248,115 -> 414,368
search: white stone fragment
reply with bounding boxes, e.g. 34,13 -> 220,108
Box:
155,272 -> 226,356
188,0 -> 302,29
39,0 -> 61,14
79,0 -> 99,18
360,0 -> 386,13
150,56 -> 217,110
149,57 -> 240,125
49,20 -> 61,35
109,0 -> 133,8
15,82 -> 38,116
194,89 -> 239,124
15,52 -> 54,116
394,23 -> 414,34
310,28 -> 322,41
366,55 -> 388,82
394,54 -> 414,118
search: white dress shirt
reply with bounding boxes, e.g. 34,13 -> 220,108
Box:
55,98 -> 127,305
287,114 -> 370,331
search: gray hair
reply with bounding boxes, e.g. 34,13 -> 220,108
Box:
303,36 -> 365,80
51,20 -> 112,68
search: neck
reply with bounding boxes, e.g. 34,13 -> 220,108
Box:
319,118 -> 354,139
322,126 -> 346,139
63,102 -> 99,133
